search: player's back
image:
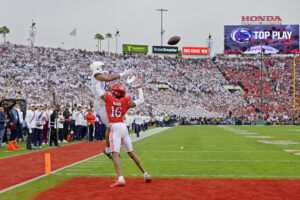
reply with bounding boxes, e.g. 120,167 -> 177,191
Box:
105,93 -> 131,123
91,72 -> 106,107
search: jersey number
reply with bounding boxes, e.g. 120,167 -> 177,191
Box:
111,106 -> 122,118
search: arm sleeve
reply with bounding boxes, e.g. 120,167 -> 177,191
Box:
133,88 -> 144,107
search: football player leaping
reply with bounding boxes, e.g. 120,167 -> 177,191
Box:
98,80 -> 152,187
90,61 -> 134,159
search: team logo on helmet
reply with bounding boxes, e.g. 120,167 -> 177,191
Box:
231,28 -> 252,43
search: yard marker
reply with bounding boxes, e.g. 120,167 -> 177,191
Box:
45,153 -> 51,175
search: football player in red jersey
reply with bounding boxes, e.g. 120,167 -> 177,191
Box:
99,81 -> 152,187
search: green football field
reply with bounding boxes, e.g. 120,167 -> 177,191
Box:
1,125 -> 300,200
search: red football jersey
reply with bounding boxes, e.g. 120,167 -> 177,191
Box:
105,92 -> 131,123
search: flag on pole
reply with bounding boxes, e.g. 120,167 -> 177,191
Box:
69,28 -> 76,36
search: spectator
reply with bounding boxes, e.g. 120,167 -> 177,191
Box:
73,105 -> 84,140
9,104 -> 20,141
15,103 -> 24,142
134,112 -> 143,137
25,104 -> 36,150
58,107 -> 66,143
63,104 -> 71,142
86,108 -> 96,141
42,105 -> 52,144
49,109 -> 59,147
34,104 -> 46,149
0,107 -> 9,148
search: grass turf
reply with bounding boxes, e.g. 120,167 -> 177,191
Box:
0,140 -> 83,159
1,125 -> 300,200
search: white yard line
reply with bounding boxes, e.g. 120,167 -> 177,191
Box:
0,127 -> 171,194
136,150 -> 281,153
53,173 -> 300,179
151,159 -> 300,163
283,149 -> 300,152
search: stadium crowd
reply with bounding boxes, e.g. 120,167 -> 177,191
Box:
0,43 -> 300,148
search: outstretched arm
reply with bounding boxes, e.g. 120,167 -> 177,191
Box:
129,87 -> 144,108
94,74 -> 120,82
94,69 -> 134,82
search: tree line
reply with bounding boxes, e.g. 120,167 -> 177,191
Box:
94,33 -> 112,52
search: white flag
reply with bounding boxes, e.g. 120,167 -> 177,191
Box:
29,29 -> 36,47
69,28 -> 76,36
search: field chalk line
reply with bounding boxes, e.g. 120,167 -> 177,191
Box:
53,173 -> 300,179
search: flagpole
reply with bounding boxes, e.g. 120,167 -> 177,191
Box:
70,28 -> 76,50
75,28 -> 77,49
75,34 -> 76,49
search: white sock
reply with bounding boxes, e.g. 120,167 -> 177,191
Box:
118,176 -> 125,182
144,172 -> 148,177
105,147 -> 111,153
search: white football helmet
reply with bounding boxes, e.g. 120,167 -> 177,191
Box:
89,61 -> 106,73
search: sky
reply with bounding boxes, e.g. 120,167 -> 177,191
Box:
0,0 -> 299,55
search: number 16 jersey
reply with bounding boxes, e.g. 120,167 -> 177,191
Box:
105,92 -> 131,123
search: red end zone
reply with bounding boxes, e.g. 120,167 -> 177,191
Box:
32,177 -> 300,200
0,142 -> 106,190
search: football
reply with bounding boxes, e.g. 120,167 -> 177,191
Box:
168,36 -> 181,45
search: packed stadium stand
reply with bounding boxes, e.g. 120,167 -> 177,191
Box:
0,44 -> 299,122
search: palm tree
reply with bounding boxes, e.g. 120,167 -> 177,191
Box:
94,33 -> 104,52
105,33 -> 112,52
0,26 -> 10,43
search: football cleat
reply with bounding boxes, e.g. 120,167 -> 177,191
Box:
110,181 -> 125,187
103,149 -> 113,160
144,174 -> 152,183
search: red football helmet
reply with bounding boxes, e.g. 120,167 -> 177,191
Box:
112,83 -> 126,97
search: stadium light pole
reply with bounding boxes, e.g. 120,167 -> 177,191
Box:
29,19 -> 36,48
156,8 -> 168,46
115,29 -> 120,54
30,19 -> 36,32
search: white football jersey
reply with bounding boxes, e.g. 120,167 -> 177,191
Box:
91,70 -> 106,107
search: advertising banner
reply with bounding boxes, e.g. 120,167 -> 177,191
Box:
123,44 -> 148,53
152,46 -> 178,54
182,47 -> 209,55
224,25 -> 299,54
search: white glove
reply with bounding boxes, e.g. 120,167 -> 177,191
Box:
120,69 -> 134,78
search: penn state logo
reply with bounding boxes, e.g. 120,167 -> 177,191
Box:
231,28 -> 252,43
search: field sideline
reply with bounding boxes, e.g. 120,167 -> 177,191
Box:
1,125 -> 300,199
